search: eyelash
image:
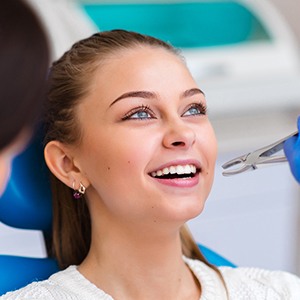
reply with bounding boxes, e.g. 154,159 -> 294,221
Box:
121,102 -> 207,121
121,105 -> 154,121
182,102 -> 207,117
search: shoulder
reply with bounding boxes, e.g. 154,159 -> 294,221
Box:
0,280 -> 55,300
0,266 -> 78,300
219,265 -> 300,298
185,257 -> 300,299
0,266 -> 112,300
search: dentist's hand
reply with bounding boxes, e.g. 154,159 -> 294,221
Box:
284,116 -> 300,183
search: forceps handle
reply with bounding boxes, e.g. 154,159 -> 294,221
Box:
261,130 -> 298,157
258,155 -> 287,164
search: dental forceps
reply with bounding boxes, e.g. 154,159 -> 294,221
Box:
222,130 -> 299,176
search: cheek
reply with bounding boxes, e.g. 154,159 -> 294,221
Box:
201,124 -> 217,159
198,124 -> 218,178
82,132 -> 151,187
207,134 -> 218,166
206,130 -> 218,190
0,156 -> 12,196
0,137 -> 27,192
82,136 -> 154,216
107,149 -> 152,191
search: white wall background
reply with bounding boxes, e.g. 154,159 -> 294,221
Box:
270,0 -> 300,45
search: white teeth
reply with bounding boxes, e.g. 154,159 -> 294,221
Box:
163,167 -> 169,175
150,164 -> 198,178
170,166 -> 176,174
156,170 -> 163,176
184,165 -> 191,174
192,165 -> 196,173
177,165 -> 184,174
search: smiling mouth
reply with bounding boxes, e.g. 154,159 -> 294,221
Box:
149,164 -> 200,179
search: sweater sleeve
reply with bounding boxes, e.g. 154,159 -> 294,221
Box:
220,266 -> 300,299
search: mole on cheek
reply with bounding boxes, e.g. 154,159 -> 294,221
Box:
107,166 -> 111,171
127,161 -> 131,164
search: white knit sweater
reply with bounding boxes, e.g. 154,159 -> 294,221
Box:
1,257 -> 300,299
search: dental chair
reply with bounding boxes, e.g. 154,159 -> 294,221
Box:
0,127 -> 235,295
0,128 -> 59,296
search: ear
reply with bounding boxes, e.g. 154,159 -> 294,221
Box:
44,140 -> 86,189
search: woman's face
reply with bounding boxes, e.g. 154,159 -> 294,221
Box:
73,46 -> 217,227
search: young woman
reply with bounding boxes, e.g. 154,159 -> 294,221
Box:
0,0 -> 49,195
2,30 -> 300,299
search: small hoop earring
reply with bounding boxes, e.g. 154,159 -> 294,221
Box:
73,182 -> 86,199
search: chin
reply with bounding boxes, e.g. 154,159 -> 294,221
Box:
184,202 -> 206,221
165,197 -> 207,224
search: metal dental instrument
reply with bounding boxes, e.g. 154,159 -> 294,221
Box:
222,130 -> 299,176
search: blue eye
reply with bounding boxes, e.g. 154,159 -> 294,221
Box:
130,110 -> 152,119
182,103 -> 207,117
122,105 -> 155,120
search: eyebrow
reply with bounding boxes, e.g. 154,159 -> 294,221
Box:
109,88 -> 205,107
182,88 -> 205,98
109,91 -> 156,107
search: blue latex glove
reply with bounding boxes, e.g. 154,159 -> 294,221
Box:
284,116 -> 300,183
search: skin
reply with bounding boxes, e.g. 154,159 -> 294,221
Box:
0,130 -> 30,196
0,151 -> 12,196
45,46 -> 218,299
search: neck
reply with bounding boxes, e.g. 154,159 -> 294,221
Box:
78,223 -> 200,300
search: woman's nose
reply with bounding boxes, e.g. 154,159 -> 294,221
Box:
162,120 -> 196,150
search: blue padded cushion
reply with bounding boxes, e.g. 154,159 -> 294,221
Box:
199,244 -> 236,267
0,128 -> 52,232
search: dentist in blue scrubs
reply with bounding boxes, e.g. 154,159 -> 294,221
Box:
284,116 -> 300,183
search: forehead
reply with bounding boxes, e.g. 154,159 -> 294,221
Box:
91,46 -> 193,91
75,45 -> 201,132
96,44 -> 183,72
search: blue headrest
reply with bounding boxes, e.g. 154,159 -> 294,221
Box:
198,244 -> 236,267
0,128 -> 52,232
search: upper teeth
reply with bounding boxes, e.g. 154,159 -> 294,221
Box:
151,164 -> 197,177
